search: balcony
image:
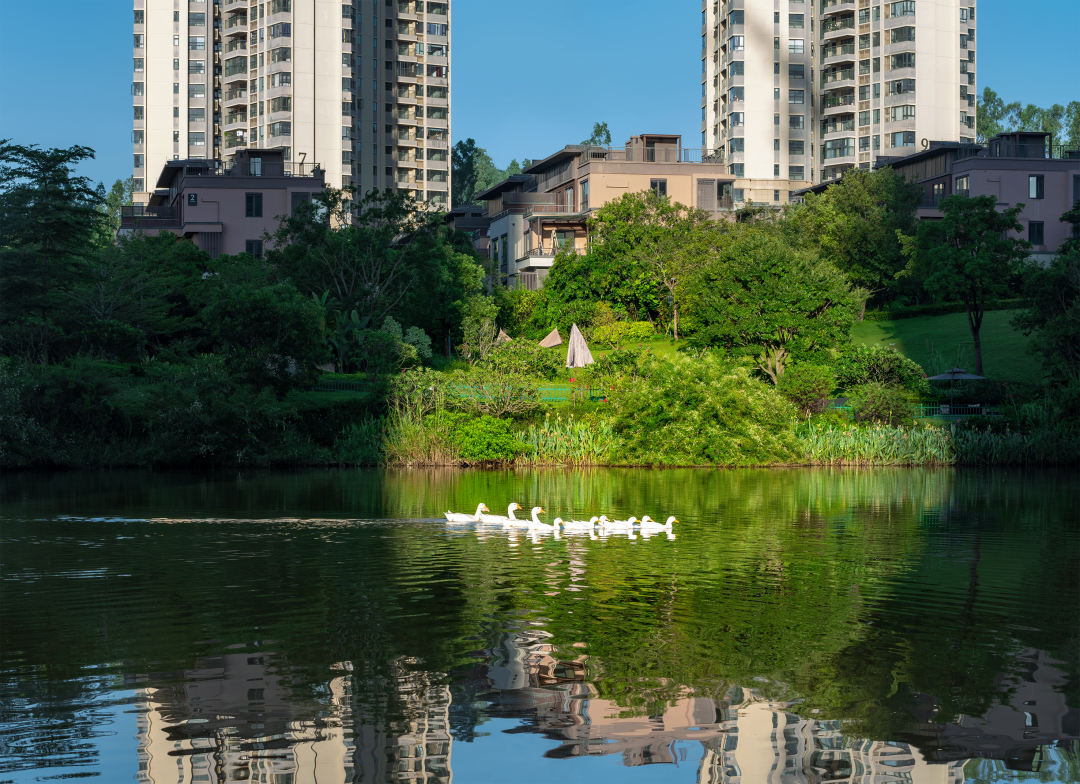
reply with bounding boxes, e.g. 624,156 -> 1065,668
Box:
820,0 -> 856,10
822,93 -> 856,114
821,118 -> 856,136
820,42 -> 856,64
223,112 -> 247,128
222,88 -> 247,106
821,16 -> 855,38
821,68 -> 855,87
225,14 -> 247,29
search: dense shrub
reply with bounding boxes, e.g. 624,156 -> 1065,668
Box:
848,383 -> 915,425
778,364 -> 836,416
835,345 -> 928,394
480,338 -> 561,380
610,354 -> 800,465
454,415 -> 528,462
591,321 -> 655,349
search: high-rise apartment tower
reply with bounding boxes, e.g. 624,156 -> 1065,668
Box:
131,0 -> 451,206
702,0 -> 976,203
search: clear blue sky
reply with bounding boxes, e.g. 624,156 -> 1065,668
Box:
1,0 -> 1076,187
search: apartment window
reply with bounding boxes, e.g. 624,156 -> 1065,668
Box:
859,8 -> 871,23
134,9 -> 144,23
270,47 -> 291,63
173,35 -> 180,46
272,0 -> 292,11
873,6 -> 880,20
731,112 -> 745,126
729,164 -> 744,177
133,178 -> 144,192
774,113 -> 780,126
1029,175 -> 1044,200
891,1 -> 915,16
789,14 -> 804,28
873,109 -> 881,124
789,39 -> 804,54
729,87 -> 744,102
859,111 -> 871,127
134,106 -> 144,120
891,53 -> 916,70
189,60 -> 206,74
173,131 -> 180,142
132,130 -> 144,143
268,121 -> 291,137
246,240 -> 264,259
190,132 -> 206,146
823,139 -> 855,159
132,81 -> 144,96
1029,222 -> 1044,245
134,154 -> 144,168
189,36 -> 206,50
174,107 -> 180,118
343,101 -> 353,116
859,34 -> 870,50
774,139 -> 780,151
874,83 -> 881,98
650,179 -> 668,197
873,31 -> 881,47
860,59 -> 871,75
246,193 -> 263,216
891,131 -> 916,147
774,164 -> 780,176
133,58 -> 144,72
729,35 -> 745,51
188,83 -> 206,98
774,88 -> 781,100
889,78 -> 915,96
427,22 -> 448,35
859,136 -> 870,151
789,140 -> 804,155
581,180 -> 589,210
269,22 -> 292,38
789,166 -> 805,180
270,97 -> 291,112
134,34 -> 145,48
890,105 -> 916,121
872,135 -> 880,150
729,10 -> 744,25
956,175 -> 969,197
789,90 -> 804,104
774,190 -> 780,202
859,85 -> 870,100
189,108 -> 206,122
190,12 -> 206,25
269,72 -> 291,88
174,58 -> 180,70
730,138 -> 745,152
789,64 -> 804,80
774,11 -> 780,22
789,115 -> 804,129
960,34 -> 968,49
730,61 -> 745,76
891,27 -> 915,43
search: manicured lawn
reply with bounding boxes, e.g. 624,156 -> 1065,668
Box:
849,309 -> 1040,383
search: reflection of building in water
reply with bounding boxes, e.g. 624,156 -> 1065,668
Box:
913,648 -> 1080,771
696,696 -> 968,784
133,651 -> 451,784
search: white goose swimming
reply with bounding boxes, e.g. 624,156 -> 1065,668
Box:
481,502 -> 522,524
561,515 -> 598,531
527,507 -> 556,531
445,503 -> 489,523
640,515 -> 678,531
600,515 -> 638,531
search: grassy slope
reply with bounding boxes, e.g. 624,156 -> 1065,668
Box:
849,309 -> 1039,383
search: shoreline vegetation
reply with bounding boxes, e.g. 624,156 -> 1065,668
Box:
2,146 -> 1077,471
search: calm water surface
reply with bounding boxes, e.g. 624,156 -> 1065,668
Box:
1,467 -> 1077,784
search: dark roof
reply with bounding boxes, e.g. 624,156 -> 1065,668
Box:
474,174 -> 532,202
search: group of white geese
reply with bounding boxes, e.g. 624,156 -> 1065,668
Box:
445,502 -> 677,538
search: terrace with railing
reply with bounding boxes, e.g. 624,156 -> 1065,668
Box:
821,16 -> 855,34
822,68 -> 855,86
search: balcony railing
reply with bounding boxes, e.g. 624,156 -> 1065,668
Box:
821,43 -> 855,60
822,120 -> 856,134
570,144 -> 726,164
225,14 -> 247,29
822,68 -> 854,86
821,17 -> 855,34
223,88 -> 247,101
821,0 -> 855,9
823,94 -> 856,108
519,243 -> 587,260
956,141 -> 1080,161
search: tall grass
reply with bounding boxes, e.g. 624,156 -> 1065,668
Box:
952,426 -> 1080,465
382,376 -> 462,465
517,415 -> 616,465
798,421 -> 955,466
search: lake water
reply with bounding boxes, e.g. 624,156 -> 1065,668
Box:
1,467 -> 1077,784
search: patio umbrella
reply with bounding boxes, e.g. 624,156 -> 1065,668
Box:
927,367 -> 985,408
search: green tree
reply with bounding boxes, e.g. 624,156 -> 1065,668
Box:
1065,100 -> 1080,147
99,177 -> 136,238
0,141 -> 105,364
1012,212 -> 1080,384
905,195 -> 1029,376
451,138 -> 480,206
201,280 -> 325,397
784,167 -> 922,304
582,121 -> 612,146
975,87 -> 1019,143
268,187 -> 438,326
588,190 -> 712,339
685,227 -> 858,382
